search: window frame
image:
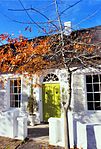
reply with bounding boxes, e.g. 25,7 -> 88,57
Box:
9,77 -> 22,108
86,74 -> 101,111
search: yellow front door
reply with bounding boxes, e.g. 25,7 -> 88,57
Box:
42,83 -> 61,122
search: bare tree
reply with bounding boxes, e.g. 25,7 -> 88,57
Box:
1,1 -> 101,149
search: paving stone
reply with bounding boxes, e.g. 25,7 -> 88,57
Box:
17,139 -> 64,149
0,136 -> 22,149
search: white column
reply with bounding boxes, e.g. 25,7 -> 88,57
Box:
94,124 -> 101,149
17,116 -> 27,140
77,122 -> 87,149
68,111 -> 74,148
48,118 -> 61,145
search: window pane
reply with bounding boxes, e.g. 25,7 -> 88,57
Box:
10,94 -> 14,100
10,87 -> 13,93
17,87 -> 21,93
14,87 -> 17,93
10,80 -> 13,87
94,93 -> 100,101
19,94 -> 21,101
86,84 -> 93,92
100,84 -> 101,91
10,100 -> 15,107
10,95 -> 15,107
15,101 -> 18,107
55,77 -> 59,81
18,102 -> 20,107
17,79 -> 21,86
88,102 -> 94,110
14,80 -> 17,86
14,87 -> 21,93
95,102 -> 101,110
15,95 -> 18,107
15,94 -> 18,100
100,75 -> 101,82
86,75 -> 92,83
93,84 -> 99,92
93,75 -> 99,83
87,93 -> 93,101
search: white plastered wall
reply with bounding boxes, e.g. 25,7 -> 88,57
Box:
0,74 -> 11,112
72,67 -> 101,124
0,73 -> 31,112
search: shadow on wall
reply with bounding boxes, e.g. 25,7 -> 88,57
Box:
0,109 -> 19,138
87,125 -> 97,149
73,119 -> 101,149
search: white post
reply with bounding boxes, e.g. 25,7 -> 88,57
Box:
68,111 -> 74,148
77,122 -> 87,149
94,124 -> 101,149
17,116 -> 27,140
48,118 -> 61,146
0,109 -> 19,138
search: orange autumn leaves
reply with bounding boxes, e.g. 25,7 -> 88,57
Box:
0,30 -> 98,75
0,36 -> 52,74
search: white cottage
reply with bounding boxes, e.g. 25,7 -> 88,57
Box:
0,25 -> 101,148
0,67 -> 101,148
0,69 -> 68,122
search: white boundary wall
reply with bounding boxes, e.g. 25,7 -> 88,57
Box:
48,112 -> 101,149
0,108 -> 28,140
48,111 -> 74,148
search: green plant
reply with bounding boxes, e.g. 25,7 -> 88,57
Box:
5,145 -> 10,149
27,95 -> 37,115
27,79 -> 38,115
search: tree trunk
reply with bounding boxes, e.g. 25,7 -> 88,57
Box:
63,107 -> 70,149
63,69 -> 72,149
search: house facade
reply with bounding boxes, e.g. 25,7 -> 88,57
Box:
0,25 -> 101,147
0,69 -> 69,123
1,67 -> 101,147
0,25 -> 101,124
1,67 -> 101,125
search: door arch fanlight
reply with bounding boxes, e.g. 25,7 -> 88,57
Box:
43,73 -> 59,82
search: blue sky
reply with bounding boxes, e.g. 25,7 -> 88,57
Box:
0,0 -> 101,39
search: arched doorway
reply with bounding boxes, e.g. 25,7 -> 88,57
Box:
42,73 -> 61,122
